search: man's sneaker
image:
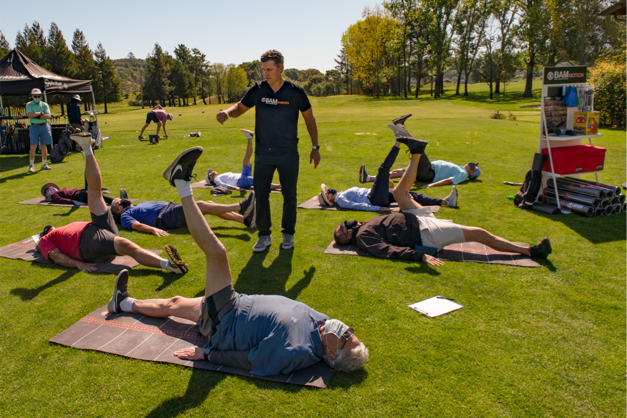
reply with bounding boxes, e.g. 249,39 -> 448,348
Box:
446,186 -> 458,208
387,124 -> 412,138
70,132 -> 95,147
28,165 -> 36,173
239,191 -> 255,217
281,233 -> 294,250
529,237 -> 552,259
240,129 -> 254,140
396,137 -> 428,155
359,164 -> 368,183
41,163 -> 52,170
119,189 -> 128,199
393,114 -> 412,126
243,204 -> 256,229
162,146 -> 203,186
165,244 -> 188,274
138,135 -> 145,140
253,235 -> 272,252
107,269 -> 130,314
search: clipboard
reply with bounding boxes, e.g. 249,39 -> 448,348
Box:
408,296 -> 464,318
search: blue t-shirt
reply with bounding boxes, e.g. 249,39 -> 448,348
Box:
432,160 -> 469,184
210,293 -> 329,376
121,201 -> 167,229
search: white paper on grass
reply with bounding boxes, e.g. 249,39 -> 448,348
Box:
408,296 -> 463,318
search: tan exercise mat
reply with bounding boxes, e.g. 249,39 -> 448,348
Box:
191,181 -> 282,193
298,196 -> 439,213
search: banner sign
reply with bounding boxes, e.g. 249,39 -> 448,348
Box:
543,66 -> 587,85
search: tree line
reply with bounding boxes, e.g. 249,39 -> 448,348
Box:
336,0 -> 625,99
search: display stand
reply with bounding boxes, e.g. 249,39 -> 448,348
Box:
538,66 -> 602,213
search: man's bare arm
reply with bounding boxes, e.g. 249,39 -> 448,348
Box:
26,111 -> 52,119
302,108 -> 320,168
216,102 -> 251,124
48,248 -> 98,272
421,178 -> 453,189
130,222 -> 170,237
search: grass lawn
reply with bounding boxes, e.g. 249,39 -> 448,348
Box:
0,79 -> 624,417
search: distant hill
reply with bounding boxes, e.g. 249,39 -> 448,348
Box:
113,58 -> 145,95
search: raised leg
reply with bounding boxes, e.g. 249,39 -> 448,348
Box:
392,153 -> 424,211
84,148 -> 108,217
368,142 -> 400,207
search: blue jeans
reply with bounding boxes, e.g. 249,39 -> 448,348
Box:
29,124 -> 52,146
368,145 -> 442,207
236,164 -> 254,188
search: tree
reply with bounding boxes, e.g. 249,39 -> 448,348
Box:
143,43 -> 170,105
45,23 -> 76,77
239,60 -> 263,86
71,29 -> 96,110
94,42 -> 120,113
423,0 -> 459,98
210,63 -> 228,104
15,21 -> 46,65
189,48 -> 209,104
493,0 -> 519,94
0,31 -> 9,60
334,47 -> 352,94
226,64 -> 248,102
516,0 -> 550,97
452,0 -> 488,95
169,58 -> 193,106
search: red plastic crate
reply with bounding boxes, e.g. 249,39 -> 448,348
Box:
583,145 -> 606,172
542,146 -> 586,174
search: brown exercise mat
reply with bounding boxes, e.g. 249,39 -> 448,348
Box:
19,197 -> 138,208
0,237 -> 162,275
50,306 -> 332,388
298,196 -> 439,214
324,241 -> 540,267
191,181 -> 281,193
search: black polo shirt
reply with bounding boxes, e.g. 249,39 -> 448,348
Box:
241,80 -> 311,156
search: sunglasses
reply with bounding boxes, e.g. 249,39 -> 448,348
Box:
32,95 -> 42,99
339,328 -> 355,349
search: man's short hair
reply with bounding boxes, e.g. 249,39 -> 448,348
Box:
111,198 -> 121,215
333,227 -> 350,245
324,342 -> 369,372
260,50 -> 284,66
41,224 -> 54,237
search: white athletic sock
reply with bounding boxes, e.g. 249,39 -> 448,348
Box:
82,144 -> 93,156
29,159 -> 34,166
120,296 -> 135,312
174,179 -> 193,198
367,175 -> 375,182
159,258 -> 171,271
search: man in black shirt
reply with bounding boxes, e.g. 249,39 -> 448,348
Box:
333,138 -> 552,265
216,50 -> 320,252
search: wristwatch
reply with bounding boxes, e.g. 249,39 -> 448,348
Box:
203,346 -> 212,361
312,145 -> 320,150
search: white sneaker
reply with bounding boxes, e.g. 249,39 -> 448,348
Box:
281,233 -> 294,250
253,235 -> 272,252
28,165 -> 35,173
446,186 -> 458,207
41,163 -> 52,170
70,132 -> 95,147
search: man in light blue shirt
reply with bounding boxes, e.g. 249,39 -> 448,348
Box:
106,147 -> 369,376
25,88 -> 53,172
319,138 -> 458,211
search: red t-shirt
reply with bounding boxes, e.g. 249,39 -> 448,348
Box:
38,222 -> 91,261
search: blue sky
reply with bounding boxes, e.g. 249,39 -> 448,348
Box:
1,0 -> 378,72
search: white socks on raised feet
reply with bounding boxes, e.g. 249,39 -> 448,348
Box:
120,296 -> 136,312
174,179 -> 192,198
159,258 -> 176,272
82,144 -> 93,157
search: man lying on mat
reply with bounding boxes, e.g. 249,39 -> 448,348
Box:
36,134 -> 188,275
107,147 -> 369,376
41,182 -> 128,206
359,114 -> 481,189
318,135 -> 457,211
333,137 -> 552,266
204,129 -> 280,191
110,193 -> 256,236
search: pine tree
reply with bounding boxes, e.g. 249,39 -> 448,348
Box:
0,30 -> 9,60
94,42 -> 120,113
143,43 -> 171,104
46,23 -> 76,77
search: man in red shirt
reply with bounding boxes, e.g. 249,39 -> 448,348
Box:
37,133 -> 187,274
138,104 -> 173,140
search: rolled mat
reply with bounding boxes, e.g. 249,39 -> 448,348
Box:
50,306 -> 332,388
560,177 -> 620,196
531,152 -> 548,172
0,237 -> 161,275
610,195 -> 620,205
620,194 -> 626,204
594,207 -> 604,216
553,179 -> 606,199
540,196 -> 593,216
19,197 -> 138,208
622,202 -> 627,213
612,204 -> 622,214
531,203 -> 561,214
602,205 -> 613,215
544,186 -> 599,207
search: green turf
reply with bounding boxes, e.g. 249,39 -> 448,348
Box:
0,79 -> 624,417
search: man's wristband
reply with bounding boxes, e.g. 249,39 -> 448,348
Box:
312,145 -> 320,150
203,346 -> 212,361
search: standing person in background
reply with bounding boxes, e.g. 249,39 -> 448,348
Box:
138,104 -> 173,139
216,50 -> 320,252
67,94 -> 83,129
26,88 -> 53,172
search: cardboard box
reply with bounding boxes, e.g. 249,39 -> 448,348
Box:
583,145 -> 606,172
573,111 -> 600,135
542,146 -> 586,174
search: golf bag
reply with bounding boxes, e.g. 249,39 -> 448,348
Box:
514,153 -> 547,208
50,130 -> 74,163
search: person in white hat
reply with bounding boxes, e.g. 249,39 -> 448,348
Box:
67,94 -> 83,128
25,88 -> 53,172
138,104 -> 173,139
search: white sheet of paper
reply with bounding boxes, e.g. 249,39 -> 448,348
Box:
409,296 -> 463,318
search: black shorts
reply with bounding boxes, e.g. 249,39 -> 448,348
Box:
79,211 -> 120,263
197,285 -> 238,339
146,112 -> 159,124
156,202 -> 187,229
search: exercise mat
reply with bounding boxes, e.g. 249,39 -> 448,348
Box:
50,306 -> 332,388
325,241 -> 540,267
531,203 -> 561,215
297,196 -> 439,214
191,181 -> 281,193
19,197 -> 138,208
0,237 -> 161,275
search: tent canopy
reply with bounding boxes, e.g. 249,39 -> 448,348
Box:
0,49 -> 92,96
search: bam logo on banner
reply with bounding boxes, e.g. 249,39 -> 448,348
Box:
543,66 -> 587,85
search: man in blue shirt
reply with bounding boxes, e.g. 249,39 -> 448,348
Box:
318,137 -> 457,211
110,194 -> 257,236
107,147 -> 369,375
67,94 -> 83,128
362,114 -> 481,189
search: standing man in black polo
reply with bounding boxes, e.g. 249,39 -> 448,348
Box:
216,50 -> 320,252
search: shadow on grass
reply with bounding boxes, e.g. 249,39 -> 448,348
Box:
163,225 -> 253,242
0,155 -> 29,174
527,209 -> 626,244
11,269 -> 78,301
52,206 -> 81,217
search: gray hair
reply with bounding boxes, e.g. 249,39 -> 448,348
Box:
324,342 -> 369,372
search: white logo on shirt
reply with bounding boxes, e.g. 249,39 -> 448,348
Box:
262,97 -> 278,105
